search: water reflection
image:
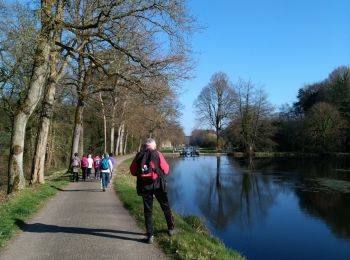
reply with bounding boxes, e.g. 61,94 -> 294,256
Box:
297,189 -> 350,240
196,156 -> 240,229
169,156 -> 277,229
234,157 -> 350,237
167,156 -> 350,260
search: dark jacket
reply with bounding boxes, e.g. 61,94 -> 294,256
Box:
130,148 -> 169,195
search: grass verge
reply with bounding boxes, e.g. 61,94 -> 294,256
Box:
317,178 -> 350,193
114,159 -> 244,260
0,170 -> 70,248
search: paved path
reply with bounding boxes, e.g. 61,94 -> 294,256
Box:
0,155 -> 166,260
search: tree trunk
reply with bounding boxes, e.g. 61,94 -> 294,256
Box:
71,55 -> 87,161
79,123 -> 84,156
30,74 -> 58,184
123,131 -> 128,155
110,124 -> 115,154
115,123 -> 122,155
216,129 -> 220,150
131,134 -> 134,152
31,112 -> 52,183
71,98 -> 84,159
138,136 -> 142,152
99,92 -> 107,154
27,127 -> 36,165
45,125 -> 54,169
114,100 -> 127,155
110,96 -> 117,153
7,2 -> 53,193
118,122 -> 125,155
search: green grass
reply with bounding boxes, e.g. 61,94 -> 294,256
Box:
199,150 -> 224,154
196,148 -> 224,154
123,157 -> 134,166
160,149 -> 175,153
0,171 -> 70,247
317,178 -> 350,193
114,161 -> 244,260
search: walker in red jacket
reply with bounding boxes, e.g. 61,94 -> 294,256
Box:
93,155 -> 101,179
81,156 -> 89,181
130,138 -> 175,244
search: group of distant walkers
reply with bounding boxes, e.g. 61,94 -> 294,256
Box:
70,138 -> 175,244
71,152 -> 115,191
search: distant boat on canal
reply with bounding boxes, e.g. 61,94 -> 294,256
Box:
179,147 -> 199,157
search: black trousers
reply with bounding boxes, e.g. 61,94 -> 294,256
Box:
82,168 -> 87,181
87,167 -> 92,177
142,189 -> 174,236
73,171 -> 79,182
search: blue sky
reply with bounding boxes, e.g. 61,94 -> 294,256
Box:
180,0 -> 350,135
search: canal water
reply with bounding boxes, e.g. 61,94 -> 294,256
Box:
167,156 -> 350,260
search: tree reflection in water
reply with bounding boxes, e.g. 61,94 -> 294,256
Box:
195,156 -> 276,230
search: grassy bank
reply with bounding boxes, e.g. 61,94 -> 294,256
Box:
198,149 -> 223,154
0,171 -> 69,247
114,159 -> 244,260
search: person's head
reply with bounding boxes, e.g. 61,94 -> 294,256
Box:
104,152 -> 109,158
144,138 -> 156,150
74,152 -> 78,157
88,154 -> 91,158
109,152 -> 113,157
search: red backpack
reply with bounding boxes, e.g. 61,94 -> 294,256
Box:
94,159 -> 101,168
81,158 -> 88,168
138,150 -> 160,182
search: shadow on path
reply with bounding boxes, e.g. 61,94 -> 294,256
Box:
50,186 -> 102,192
15,219 -> 147,243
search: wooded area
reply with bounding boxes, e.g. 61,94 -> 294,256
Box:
0,0 -> 192,194
193,67 -> 350,155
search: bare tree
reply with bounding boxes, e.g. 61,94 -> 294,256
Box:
7,0 -> 56,193
61,0 -> 194,161
31,1 -> 69,184
194,72 -> 237,149
234,79 -> 274,156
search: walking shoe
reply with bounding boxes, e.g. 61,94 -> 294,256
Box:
168,229 -> 176,236
103,188 -> 105,192
147,235 -> 154,244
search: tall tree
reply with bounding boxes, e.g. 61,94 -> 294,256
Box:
31,0 -> 69,184
234,79 -> 274,156
328,66 -> 350,121
70,54 -> 89,158
7,0 -> 56,193
194,72 -> 236,149
304,102 -> 346,153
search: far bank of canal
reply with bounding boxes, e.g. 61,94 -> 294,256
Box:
166,155 -> 350,260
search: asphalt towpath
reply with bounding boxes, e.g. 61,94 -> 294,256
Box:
0,155 -> 166,260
